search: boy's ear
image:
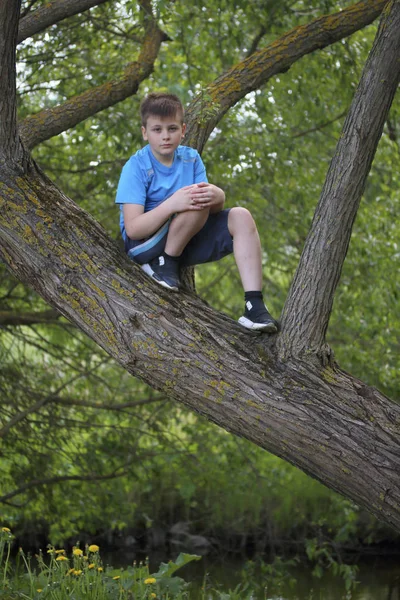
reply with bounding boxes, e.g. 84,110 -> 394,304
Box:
181,123 -> 186,138
141,126 -> 148,140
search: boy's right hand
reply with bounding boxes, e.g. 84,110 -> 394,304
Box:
168,185 -> 207,213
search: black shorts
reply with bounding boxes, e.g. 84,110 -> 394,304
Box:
125,209 -> 233,266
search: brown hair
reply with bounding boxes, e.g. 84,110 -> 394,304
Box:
140,93 -> 184,127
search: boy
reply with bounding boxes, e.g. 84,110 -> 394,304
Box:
115,92 -> 278,332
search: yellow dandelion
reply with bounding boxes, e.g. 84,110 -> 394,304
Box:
1,527 -> 11,533
88,563 -> 95,569
144,577 -> 156,585
55,549 -> 65,555
68,568 -> 75,575
88,544 -> 99,553
113,575 -> 120,580
73,548 -> 83,556
56,555 -> 68,561
73,569 -> 83,575
37,589 -> 43,593
97,567 -> 103,572
151,594 -> 157,599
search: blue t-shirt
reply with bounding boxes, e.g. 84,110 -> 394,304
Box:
115,145 -> 207,241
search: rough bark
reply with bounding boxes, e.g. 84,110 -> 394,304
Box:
278,0 -> 400,360
184,0 -> 389,152
0,162 -> 399,530
17,0 -> 111,44
18,0 -> 168,149
0,0 -> 399,531
0,2 -> 25,165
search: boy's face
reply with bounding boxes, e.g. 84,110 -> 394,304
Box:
142,114 -> 186,166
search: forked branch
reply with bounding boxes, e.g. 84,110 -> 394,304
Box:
278,0 -> 400,360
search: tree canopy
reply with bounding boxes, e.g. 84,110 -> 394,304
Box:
0,0 -> 400,541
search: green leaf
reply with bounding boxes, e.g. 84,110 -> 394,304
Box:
152,553 -> 201,578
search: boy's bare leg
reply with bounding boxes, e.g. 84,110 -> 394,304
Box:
165,208 -> 209,256
141,209 -> 209,292
228,207 -> 278,332
228,207 -> 263,291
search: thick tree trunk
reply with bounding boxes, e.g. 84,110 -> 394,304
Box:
0,162 -> 399,531
17,0 -> 111,44
278,0 -> 400,359
0,0 -> 399,532
0,1 -> 24,166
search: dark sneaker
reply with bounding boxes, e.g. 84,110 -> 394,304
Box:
141,256 -> 180,291
238,301 -> 278,332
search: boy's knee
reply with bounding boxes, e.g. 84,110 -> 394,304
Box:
228,207 -> 256,234
170,208 -> 209,237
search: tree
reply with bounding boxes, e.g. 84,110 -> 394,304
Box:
1,0 -> 400,533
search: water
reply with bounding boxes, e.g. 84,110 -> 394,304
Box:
184,556 -> 400,599
103,551 -> 400,599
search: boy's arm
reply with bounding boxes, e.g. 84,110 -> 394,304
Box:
123,202 -> 171,240
123,185 -> 211,240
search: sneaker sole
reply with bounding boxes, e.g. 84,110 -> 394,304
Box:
141,263 -> 179,292
238,316 -> 278,333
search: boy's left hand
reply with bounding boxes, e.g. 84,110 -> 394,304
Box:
189,182 -> 224,211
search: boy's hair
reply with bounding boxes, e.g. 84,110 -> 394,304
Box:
140,93 -> 184,127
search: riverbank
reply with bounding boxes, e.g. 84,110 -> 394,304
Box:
2,524 -> 400,600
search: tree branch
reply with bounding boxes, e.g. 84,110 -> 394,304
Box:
290,110 -> 347,139
20,1 -> 41,20
19,0 -> 168,149
278,0 -> 400,359
246,25 -> 267,58
0,459 -> 144,503
0,308 -> 61,326
0,0 -> 24,165
18,0 -> 111,44
0,363 -> 106,439
52,395 -> 164,411
183,0 -> 388,152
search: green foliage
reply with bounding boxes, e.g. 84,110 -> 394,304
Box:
305,539 -> 359,592
237,556 -> 299,597
2,0 -> 399,564
0,528 -> 200,598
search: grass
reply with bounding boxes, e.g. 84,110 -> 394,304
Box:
1,527 -> 201,599
0,527 -> 359,600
